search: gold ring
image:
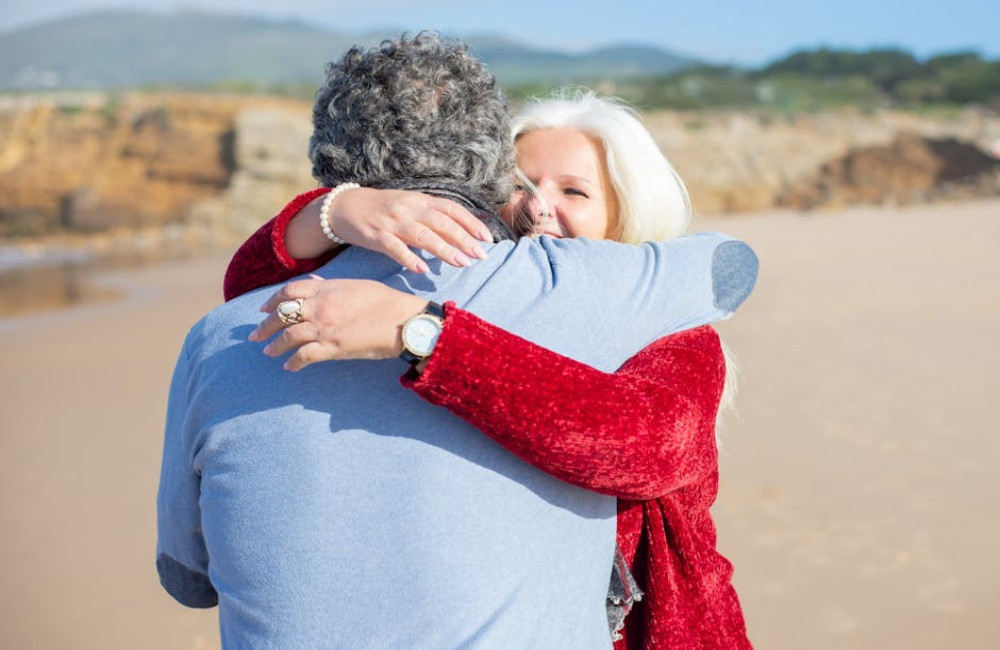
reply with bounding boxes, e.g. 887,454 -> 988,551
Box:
276,299 -> 304,326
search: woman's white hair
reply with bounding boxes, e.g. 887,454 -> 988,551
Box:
510,89 -> 690,244
512,89 -> 738,437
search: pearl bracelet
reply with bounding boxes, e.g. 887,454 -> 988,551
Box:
319,182 -> 361,245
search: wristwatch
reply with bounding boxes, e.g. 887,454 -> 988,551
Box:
399,301 -> 445,365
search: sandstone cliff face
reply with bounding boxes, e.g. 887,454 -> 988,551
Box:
778,133 -> 1000,209
0,92 -> 312,242
1,93 -> 998,254
2,94 -> 227,235
645,108 -> 1000,214
187,107 -> 315,242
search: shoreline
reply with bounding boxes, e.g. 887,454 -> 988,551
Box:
0,243 -> 235,326
0,253 -> 232,334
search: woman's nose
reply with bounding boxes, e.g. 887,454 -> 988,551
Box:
525,190 -> 553,223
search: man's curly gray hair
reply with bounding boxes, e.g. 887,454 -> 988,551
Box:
309,32 -> 515,207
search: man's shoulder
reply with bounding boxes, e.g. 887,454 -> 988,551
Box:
493,230 -> 749,279
505,230 -> 741,261
179,288 -> 269,360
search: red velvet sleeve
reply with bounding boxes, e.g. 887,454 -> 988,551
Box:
402,305 -> 725,500
223,187 -> 335,301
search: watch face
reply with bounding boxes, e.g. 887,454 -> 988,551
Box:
403,314 -> 442,357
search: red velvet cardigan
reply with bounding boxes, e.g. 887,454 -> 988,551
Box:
224,190 -> 753,650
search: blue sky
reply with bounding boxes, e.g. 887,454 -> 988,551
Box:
0,0 -> 996,65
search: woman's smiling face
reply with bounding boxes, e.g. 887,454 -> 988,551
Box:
501,128 -> 620,240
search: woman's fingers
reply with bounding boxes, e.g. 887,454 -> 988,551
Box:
284,342 -> 331,372
375,197 -> 490,268
251,279 -> 323,341
378,207 -> 488,269
262,321 -> 319,357
365,222 -> 472,272
259,278 -> 321,313
249,277 -> 423,368
335,190 -> 492,269
249,310 -> 288,342
375,234 -> 430,274
432,198 -> 495,244
397,222 -> 473,268
422,198 -> 492,258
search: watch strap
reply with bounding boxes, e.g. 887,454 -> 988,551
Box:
423,301 -> 445,319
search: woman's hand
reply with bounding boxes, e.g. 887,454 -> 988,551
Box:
285,188 -> 494,274
249,276 -> 429,371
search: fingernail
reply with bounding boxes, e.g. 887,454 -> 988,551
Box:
479,228 -> 494,242
454,252 -> 471,267
415,260 -> 429,273
471,243 -> 488,260
263,344 -> 273,355
248,329 -> 260,342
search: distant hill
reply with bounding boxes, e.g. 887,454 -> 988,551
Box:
0,10 -> 700,90
469,42 -> 698,85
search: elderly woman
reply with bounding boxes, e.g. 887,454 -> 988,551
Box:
227,86 -> 755,648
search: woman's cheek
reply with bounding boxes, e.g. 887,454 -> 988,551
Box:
500,200 -> 534,236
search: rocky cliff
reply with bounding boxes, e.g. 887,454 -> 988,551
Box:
2,93 -> 998,256
0,92 -> 313,252
646,108 -> 1000,214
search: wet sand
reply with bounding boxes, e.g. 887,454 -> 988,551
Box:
0,263 -> 122,320
1,199 -> 998,649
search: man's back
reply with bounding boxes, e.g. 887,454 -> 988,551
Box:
158,233 -> 757,648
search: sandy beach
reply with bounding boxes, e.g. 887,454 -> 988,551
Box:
1,198 -> 998,649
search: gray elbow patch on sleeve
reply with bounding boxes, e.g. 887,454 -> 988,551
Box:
711,240 -> 759,312
157,553 -> 218,608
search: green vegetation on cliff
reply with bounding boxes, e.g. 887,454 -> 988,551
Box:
550,48 -> 1000,111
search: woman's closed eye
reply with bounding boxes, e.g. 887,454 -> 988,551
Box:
564,187 -> 589,198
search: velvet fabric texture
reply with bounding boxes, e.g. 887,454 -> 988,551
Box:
224,190 -> 753,649
223,187 -> 335,301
